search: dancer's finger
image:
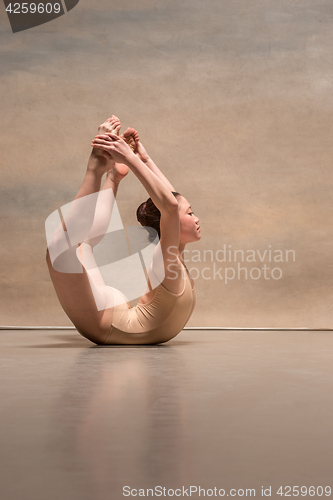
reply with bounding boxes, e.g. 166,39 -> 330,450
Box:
94,134 -> 112,141
91,143 -> 114,153
92,139 -> 116,148
92,139 -> 112,147
92,138 -> 110,144
95,133 -> 117,142
105,132 -> 120,140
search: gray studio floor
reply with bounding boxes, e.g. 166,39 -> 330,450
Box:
1,329 -> 333,500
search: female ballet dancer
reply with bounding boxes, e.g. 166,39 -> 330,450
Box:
46,116 -> 201,345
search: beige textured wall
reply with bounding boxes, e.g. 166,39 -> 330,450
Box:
1,0 -> 333,327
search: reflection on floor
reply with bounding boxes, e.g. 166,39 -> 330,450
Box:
1,329 -> 332,500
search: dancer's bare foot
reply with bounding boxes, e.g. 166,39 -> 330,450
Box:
97,115 -> 121,136
88,116 -> 121,174
120,127 -> 139,153
93,116 -> 121,158
121,127 -> 151,163
107,162 -> 129,184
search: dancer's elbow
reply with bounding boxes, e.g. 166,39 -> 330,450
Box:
161,198 -> 179,213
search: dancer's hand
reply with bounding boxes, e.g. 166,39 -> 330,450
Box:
91,133 -> 134,165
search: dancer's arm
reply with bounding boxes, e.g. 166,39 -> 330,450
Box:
91,133 -> 178,213
122,128 -> 176,192
135,141 -> 176,192
91,132 -> 184,293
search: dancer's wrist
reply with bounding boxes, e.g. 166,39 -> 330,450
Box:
123,150 -> 138,167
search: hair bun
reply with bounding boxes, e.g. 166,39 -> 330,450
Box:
136,192 -> 181,241
137,201 -> 147,225
136,198 -> 161,239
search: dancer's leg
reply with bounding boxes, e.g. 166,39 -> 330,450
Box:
84,162 -> 129,248
74,165 -> 130,310
46,117 -> 127,344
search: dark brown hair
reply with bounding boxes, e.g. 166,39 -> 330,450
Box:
136,192 -> 181,240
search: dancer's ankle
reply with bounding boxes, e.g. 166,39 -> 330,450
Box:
107,169 -> 122,186
87,150 -> 113,175
87,158 -> 108,176
107,163 -> 129,184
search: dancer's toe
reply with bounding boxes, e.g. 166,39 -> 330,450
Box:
98,115 -> 121,135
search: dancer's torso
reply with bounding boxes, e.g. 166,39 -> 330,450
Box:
138,259 -> 195,305
103,262 -> 196,345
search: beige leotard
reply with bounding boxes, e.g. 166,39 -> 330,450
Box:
102,263 -> 196,345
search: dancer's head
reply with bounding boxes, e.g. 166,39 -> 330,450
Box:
136,193 -> 200,246
176,195 -> 201,245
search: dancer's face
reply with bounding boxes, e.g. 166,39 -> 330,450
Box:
178,196 -> 201,244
